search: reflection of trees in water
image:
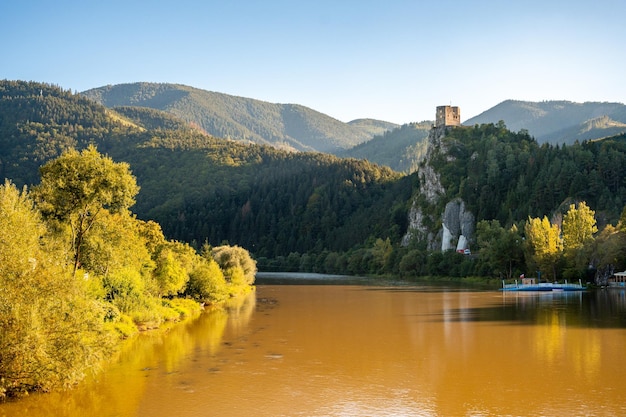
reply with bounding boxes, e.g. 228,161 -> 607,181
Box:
443,290 -> 626,329
505,290 -> 626,328
225,289 -> 257,335
180,289 -> 256,356
0,292 -> 259,417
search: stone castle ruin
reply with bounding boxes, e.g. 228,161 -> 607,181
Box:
435,105 -> 461,127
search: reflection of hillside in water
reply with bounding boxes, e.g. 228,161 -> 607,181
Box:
441,289 -> 626,329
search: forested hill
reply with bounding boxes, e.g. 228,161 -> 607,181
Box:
82,82 -> 396,153
464,100 -> 626,145
341,122 -> 431,173
347,118 -> 400,137
0,80 -> 411,259
2,80 -> 626,277
418,123 -> 626,231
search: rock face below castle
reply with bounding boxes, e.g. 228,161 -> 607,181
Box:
401,123 -> 474,252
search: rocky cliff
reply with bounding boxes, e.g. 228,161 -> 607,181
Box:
402,126 -> 475,252
441,198 -> 475,252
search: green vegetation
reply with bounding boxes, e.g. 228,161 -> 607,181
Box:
346,118 -> 399,138
341,122 -> 431,173
426,123 -> 626,224
524,216 -> 564,281
0,146 -> 255,398
34,146 -> 140,274
2,81 -> 626,286
0,180 -> 113,397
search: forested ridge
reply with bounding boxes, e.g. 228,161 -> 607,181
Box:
426,123 -> 626,226
340,121 -> 431,173
0,80 -> 411,259
400,123 -> 626,283
81,82 -> 385,153
1,80 -> 626,280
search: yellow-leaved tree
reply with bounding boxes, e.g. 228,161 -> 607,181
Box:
524,216 -> 562,281
211,245 -> 257,295
562,202 -> 597,279
33,145 -> 140,275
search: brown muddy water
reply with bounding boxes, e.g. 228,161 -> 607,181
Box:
2,275 -> 626,416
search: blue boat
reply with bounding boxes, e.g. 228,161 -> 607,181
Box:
501,279 -> 585,292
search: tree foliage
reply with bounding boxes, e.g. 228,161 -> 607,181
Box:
562,202 -> 597,251
33,145 -> 140,274
341,122 -> 431,173
0,145 -> 256,397
476,221 -> 524,279
185,257 -> 229,304
0,181 -> 113,397
211,245 -> 257,288
524,216 -> 563,280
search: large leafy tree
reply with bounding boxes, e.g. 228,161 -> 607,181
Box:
562,202 -> 597,251
33,145 -> 140,274
152,241 -> 197,297
525,216 -> 563,280
591,225 -> 626,274
476,220 -> 524,279
562,202 -> 597,277
211,245 -> 257,288
185,245 -> 229,304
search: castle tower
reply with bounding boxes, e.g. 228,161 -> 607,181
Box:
435,105 -> 461,127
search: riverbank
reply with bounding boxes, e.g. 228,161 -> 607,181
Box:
403,275 -> 503,290
255,272 -> 502,290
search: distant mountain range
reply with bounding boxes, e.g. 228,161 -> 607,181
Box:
82,83 -> 398,154
82,83 -> 626,167
464,100 -> 626,145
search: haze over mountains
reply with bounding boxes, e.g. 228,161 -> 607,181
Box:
82,83 -> 398,154
465,100 -> 626,145
83,83 -> 626,167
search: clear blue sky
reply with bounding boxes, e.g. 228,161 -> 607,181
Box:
2,0 -> 624,124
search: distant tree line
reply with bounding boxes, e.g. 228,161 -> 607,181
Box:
257,201 -> 626,285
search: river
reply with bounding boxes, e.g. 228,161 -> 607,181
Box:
2,275 -> 626,416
